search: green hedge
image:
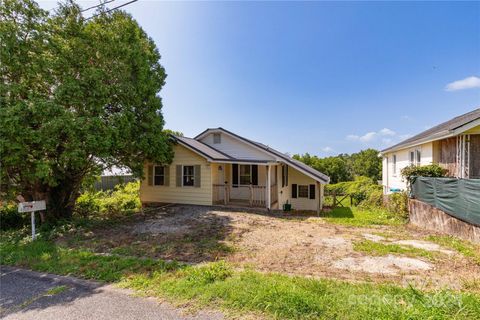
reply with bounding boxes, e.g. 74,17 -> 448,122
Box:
75,181 -> 141,218
326,176 -> 408,219
325,176 -> 382,204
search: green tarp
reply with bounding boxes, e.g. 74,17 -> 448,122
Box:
411,177 -> 480,226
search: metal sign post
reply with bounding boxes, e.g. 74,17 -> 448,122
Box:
18,200 -> 46,240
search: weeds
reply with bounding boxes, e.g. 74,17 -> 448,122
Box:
353,240 -> 440,261
425,235 -> 480,265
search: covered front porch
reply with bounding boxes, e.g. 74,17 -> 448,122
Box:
433,134 -> 480,178
211,163 -> 278,209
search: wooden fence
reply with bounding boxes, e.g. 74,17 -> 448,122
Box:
94,175 -> 137,191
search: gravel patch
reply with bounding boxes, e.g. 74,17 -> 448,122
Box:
314,237 -> 352,248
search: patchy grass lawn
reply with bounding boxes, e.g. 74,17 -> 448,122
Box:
425,235 -> 480,265
353,240 -> 440,261
3,204 -> 480,319
1,237 -> 479,319
323,206 -> 404,226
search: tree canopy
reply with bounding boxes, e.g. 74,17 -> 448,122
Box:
0,0 -> 172,220
293,148 -> 382,184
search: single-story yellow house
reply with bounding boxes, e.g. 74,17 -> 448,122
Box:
380,108 -> 480,194
140,128 -> 330,212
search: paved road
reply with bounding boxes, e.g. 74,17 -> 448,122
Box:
0,266 -> 223,320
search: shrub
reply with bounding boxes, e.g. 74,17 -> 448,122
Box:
400,164 -> 447,186
74,181 -> 141,218
385,192 -> 408,219
359,188 -> 384,208
75,192 -> 101,219
0,202 -> 29,230
326,176 -> 382,204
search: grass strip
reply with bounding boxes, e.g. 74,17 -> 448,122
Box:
1,238 -> 479,319
324,207 -> 405,227
353,239 -> 440,261
425,235 -> 480,265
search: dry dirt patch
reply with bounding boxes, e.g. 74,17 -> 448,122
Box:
62,205 -> 480,290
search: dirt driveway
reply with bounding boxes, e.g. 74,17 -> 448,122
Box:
63,205 -> 480,291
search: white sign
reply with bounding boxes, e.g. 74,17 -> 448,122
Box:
18,200 -> 46,241
18,200 -> 46,213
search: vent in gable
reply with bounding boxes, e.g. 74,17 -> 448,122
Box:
213,133 -> 221,144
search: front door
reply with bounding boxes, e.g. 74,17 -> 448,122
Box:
218,165 -> 225,184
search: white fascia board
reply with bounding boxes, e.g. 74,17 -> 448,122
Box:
280,160 -> 330,184
451,118 -> 480,135
209,160 -> 278,166
196,129 -> 281,161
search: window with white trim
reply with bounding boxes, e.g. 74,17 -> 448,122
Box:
183,166 -> 194,186
239,165 -> 251,185
154,166 -> 165,186
409,149 -> 421,166
298,185 -> 309,198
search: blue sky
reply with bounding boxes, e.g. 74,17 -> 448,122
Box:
40,1 -> 480,156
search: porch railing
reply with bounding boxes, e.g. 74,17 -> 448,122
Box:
212,184 -> 267,207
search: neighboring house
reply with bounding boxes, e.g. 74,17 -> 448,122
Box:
380,108 -> 480,194
140,128 -> 330,212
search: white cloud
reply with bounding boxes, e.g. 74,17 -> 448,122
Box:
346,128 -> 411,147
359,132 -> 377,142
379,128 -> 396,136
321,146 -> 334,152
445,76 -> 480,91
347,132 -> 377,142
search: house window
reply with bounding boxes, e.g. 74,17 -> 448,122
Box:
409,149 -> 421,165
183,165 -> 195,186
154,166 -> 165,186
409,151 -> 415,165
239,165 -> 251,185
213,133 -> 221,144
298,185 -> 309,198
392,155 -> 397,175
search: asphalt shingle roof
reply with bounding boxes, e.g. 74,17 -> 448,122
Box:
381,108 -> 480,153
174,136 -> 232,161
195,127 -> 330,183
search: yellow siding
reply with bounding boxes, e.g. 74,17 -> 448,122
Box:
463,125 -> 480,134
287,166 -> 319,211
140,144 -> 212,205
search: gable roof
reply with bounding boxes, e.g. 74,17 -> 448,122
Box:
381,108 -> 480,154
194,127 -> 330,183
173,136 -> 232,161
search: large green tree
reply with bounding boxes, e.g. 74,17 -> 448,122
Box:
294,148 -> 382,183
350,148 -> 382,181
0,0 -> 172,220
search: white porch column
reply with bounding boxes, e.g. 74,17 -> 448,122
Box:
316,181 -> 320,215
266,164 -> 271,210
